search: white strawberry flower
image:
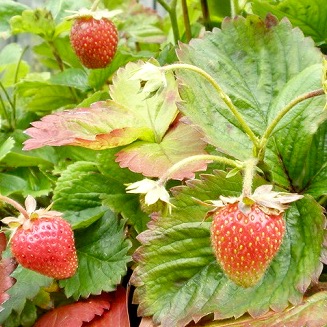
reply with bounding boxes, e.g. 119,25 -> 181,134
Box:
126,179 -> 172,212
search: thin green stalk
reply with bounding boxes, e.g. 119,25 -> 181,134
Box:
0,195 -> 29,220
230,0 -> 240,17
158,154 -> 243,185
156,0 -> 170,12
0,93 -> 10,125
157,0 -> 180,44
258,88 -> 325,160
48,40 -> 79,103
90,0 -> 102,11
181,0 -> 192,42
163,63 -> 260,149
0,82 -> 15,128
12,46 -> 29,128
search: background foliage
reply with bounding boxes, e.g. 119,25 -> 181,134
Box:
0,0 -> 326,326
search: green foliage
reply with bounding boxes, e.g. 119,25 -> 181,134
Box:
0,0 -> 28,39
0,0 -> 326,326
59,211 -> 131,299
0,266 -> 52,324
252,0 -> 327,47
132,172 -> 326,326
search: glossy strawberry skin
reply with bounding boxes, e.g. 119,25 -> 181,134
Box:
11,217 -> 78,279
70,17 -> 118,69
211,202 -> 285,288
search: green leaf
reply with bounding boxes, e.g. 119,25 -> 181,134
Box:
10,8 -> 56,41
0,44 -> 29,87
0,131 -> 57,168
0,0 -> 29,38
59,211 -> 131,299
0,137 -> 14,161
176,15 -> 324,162
0,173 -> 26,196
15,79 -> 77,112
52,161 -> 114,228
119,3 -> 165,44
252,0 -> 327,46
45,0 -> 92,22
50,68 -> 90,92
97,149 -> 150,234
210,291 -> 327,327
76,91 -> 110,108
116,120 -> 208,179
131,171 -> 326,326
3,300 -> 38,327
53,150 -> 150,233
110,60 -> 179,142
87,46 -> 154,91
0,266 -> 52,325
265,65 -> 327,191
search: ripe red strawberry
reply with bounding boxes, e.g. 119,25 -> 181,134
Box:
211,202 -> 285,288
10,216 -> 78,279
70,16 -> 118,69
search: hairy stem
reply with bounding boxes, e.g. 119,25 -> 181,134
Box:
241,158 -> 258,199
258,88 -> 325,160
158,154 -> 243,185
163,63 -> 260,148
0,195 -> 29,220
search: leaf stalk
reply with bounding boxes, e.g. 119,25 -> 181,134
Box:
157,0 -> 180,44
257,88 -> 325,161
163,63 -> 260,149
158,154 -> 243,185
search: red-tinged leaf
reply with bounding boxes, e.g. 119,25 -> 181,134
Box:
0,233 -> 6,252
23,103 -> 153,151
34,293 -> 111,327
115,120 -> 208,179
139,317 -> 157,327
84,287 -> 130,327
0,232 -> 17,310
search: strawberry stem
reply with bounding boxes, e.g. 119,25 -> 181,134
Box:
158,154 -> 243,185
241,158 -> 258,199
157,0 -> 180,44
0,195 -> 29,220
90,0 -> 101,12
257,88 -> 324,161
163,63 -> 260,149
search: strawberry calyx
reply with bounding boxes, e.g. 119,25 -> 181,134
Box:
65,8 -> 122,21
204,184 -> 303,217
1,195 -> 62,233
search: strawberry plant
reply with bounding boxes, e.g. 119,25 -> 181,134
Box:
0,0 -> 327,326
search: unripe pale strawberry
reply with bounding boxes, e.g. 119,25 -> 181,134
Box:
211,202 -> 285,288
